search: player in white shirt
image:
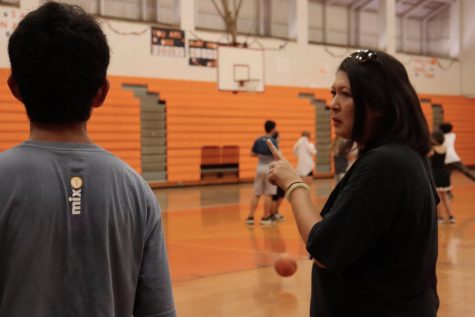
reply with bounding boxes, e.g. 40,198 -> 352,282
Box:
293,131 -> 317,185
439,123 -> 475,185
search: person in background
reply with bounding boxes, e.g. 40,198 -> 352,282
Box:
439,122 -> 475,199
430,130 -> 456,224
1,3 -> 175,317
271,131 -> 285,222
246,120 -> 278,226
293,130 -> 317,185
267,49 -> 439,317
331,136 -> 352,182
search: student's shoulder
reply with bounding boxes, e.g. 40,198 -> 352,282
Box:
0,145 -> 31,167
252,136 -> 261,144
254,135 -> 267,142
253,135 -> 274,146
100,152 -> 155,197
99,150 -> 145,178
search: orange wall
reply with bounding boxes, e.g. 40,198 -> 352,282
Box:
0,69 -> 141,172
2,67 -> 475,184
109,76 -> 318,182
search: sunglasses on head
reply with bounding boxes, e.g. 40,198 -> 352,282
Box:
349,49 -> 377,63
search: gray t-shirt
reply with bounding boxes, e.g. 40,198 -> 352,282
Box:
0,141 -> 176,317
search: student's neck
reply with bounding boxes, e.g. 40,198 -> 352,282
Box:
29,122 -> 92,144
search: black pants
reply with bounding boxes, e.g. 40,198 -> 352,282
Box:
272,186 -> 285,201
447,161 -> 475,182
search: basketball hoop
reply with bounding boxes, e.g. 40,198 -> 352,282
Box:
234,78 -> 260,92
232,79 -> 260,94
232,80 -> 246,94
217,46 -> 265,93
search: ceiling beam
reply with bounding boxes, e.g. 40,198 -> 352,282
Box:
421,2 -> 450,55
359,0 -> 375,10
401,0 -> 431,52
348,0 -> 370,47
434,0 -> 454,4
350,0 -> 371,10
423,2 -> 450,21
402,0 -> 431,18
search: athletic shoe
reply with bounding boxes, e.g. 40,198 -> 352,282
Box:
437,217 -> 444,224
448,216 -> 456,224
260,216 -> 274,225
245,217 -> 254,225
272,212 -> 285,222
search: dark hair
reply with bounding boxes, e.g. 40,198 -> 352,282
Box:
8,2 -> 110,124
431,130 -> 445,145
338,50 -> 431,156
264,120 -> 276,133
439,122 -> 453,133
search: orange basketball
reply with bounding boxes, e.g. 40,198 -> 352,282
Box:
274,253 -> 297,277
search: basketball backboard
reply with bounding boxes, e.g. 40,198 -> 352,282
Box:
217,46 -> 265,93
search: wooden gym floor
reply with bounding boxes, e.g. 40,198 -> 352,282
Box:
154,172 -> 475,317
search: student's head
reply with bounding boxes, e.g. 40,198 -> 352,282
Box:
439,122 -> 453,134
432,130 -> 445,145
8,2 -> 110,125
330,49 -> 430,156
264,120 -> 276,133
302,130 -> 310,138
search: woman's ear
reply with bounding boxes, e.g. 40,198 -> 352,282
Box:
7,75 -> 23,102
91,79 -> 110,109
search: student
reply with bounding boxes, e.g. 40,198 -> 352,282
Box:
0,3 -> 176,316
271,131 -> 285,221
246,120 -> 278,225
293,130 -> 317,185
267,49 -> 439,317
430,130 -> 455,223
330,136 -> 352,182
439,122 -> 475,186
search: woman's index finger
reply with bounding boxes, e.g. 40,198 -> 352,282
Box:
266,139 -> 285,160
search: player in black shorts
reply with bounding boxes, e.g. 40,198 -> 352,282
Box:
270,131 -> 285,221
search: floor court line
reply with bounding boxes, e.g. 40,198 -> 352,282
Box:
159,173 -> 475,316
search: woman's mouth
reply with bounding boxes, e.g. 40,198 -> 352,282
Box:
332,118 -> 342,126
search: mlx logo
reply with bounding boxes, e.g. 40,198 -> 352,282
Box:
69,176 -> 83,215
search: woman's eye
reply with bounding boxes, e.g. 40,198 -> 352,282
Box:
330,90 -> 336,96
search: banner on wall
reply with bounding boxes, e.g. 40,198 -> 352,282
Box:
188,40 -> 219,67
0,8 -> 26,41
412,57 -> 437,79
151,27 -> 185,58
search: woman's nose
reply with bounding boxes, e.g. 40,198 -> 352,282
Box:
329,101 -> 340,112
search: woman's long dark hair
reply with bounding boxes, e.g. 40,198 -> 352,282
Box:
338,50 -> 431,156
